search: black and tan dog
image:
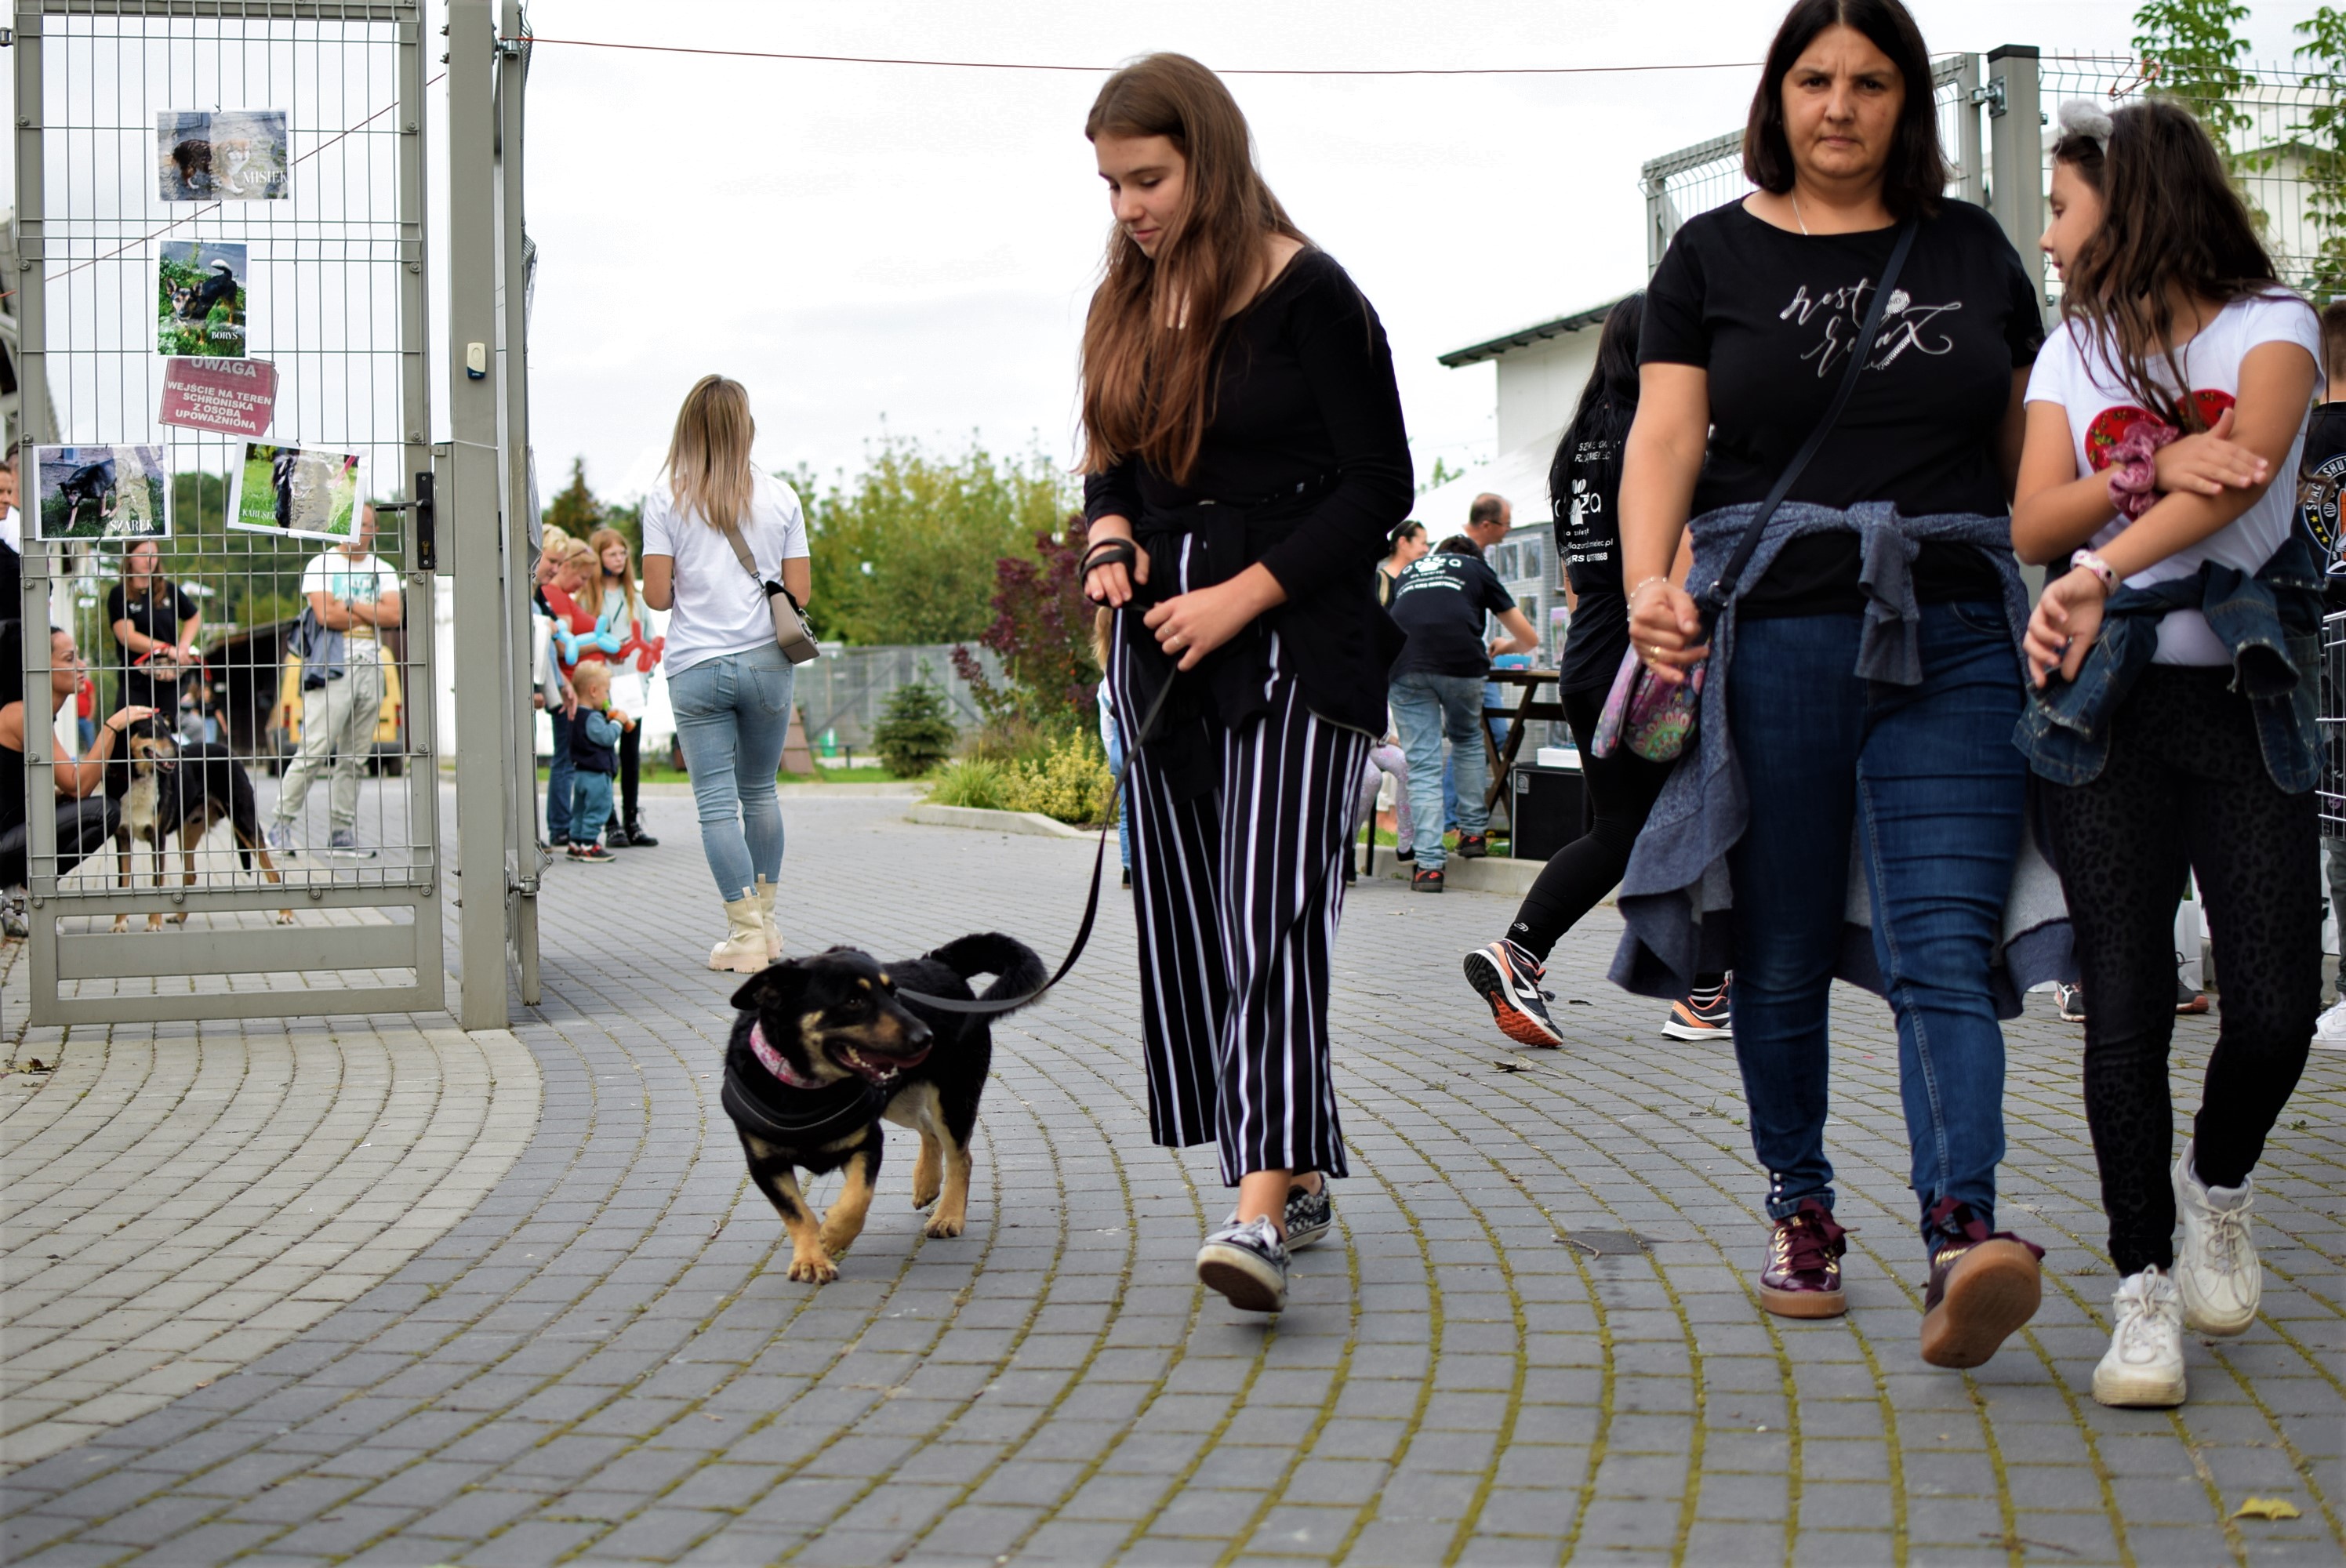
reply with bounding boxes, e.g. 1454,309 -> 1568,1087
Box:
107,717 -> 292,930
723,933 -> 1043,1283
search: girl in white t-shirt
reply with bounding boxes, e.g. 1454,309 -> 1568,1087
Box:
641,376 -> 812,971
2012,98 -> 2325,1412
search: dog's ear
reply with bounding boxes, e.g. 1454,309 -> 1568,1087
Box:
728,961 -> 805,1014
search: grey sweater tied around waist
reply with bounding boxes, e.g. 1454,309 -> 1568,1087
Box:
1607,500 -> 2073,1018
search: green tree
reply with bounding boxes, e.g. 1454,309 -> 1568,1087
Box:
2298,6 -> 2346,299
799,436 -> 1074,646
871,678 -> 958,778
1418,455 -> 1465,495
2132,0 -> 2257,160
543,456 -> 601,540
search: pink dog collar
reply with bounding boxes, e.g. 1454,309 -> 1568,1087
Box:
749,1021 -> 824,1090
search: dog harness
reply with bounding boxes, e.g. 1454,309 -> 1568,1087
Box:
718,1021 -> 890,1146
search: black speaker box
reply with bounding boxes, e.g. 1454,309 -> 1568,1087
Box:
1509,764 -> 1586,862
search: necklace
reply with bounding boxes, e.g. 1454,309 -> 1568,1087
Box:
1792,189 -> 1812,236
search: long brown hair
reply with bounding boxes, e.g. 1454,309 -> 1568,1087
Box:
587,526 -> 642,628
2051,98 -> 2288,432
1078,53 -> 1308,485
664,374 -> 757,531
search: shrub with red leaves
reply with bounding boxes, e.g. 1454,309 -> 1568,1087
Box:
951,516 -> 1102,737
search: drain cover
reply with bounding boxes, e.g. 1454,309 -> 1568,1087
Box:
1556,1229 -> 1649,1256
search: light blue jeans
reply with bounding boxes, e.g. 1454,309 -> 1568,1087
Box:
1390,670 -> 1489,872
669,643 -> 794,902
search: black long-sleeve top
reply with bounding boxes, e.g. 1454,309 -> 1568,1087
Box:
1084,249 -> 1413,758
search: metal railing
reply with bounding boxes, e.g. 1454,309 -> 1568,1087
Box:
11,0 -> 442,1024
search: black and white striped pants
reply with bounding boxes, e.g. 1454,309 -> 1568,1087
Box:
1111,641 -> 1370,1185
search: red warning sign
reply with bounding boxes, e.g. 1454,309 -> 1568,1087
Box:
158,357 -> 278,437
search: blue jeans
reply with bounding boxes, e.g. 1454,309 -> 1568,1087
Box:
569,770 -> 614,848
544,707 -> 574,844
1106,724 -> 1132,871
669,644 -> 795,902
1724,604 -> 2025,1247
1391,670 -> 1489,871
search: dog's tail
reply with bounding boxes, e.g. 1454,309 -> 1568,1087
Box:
927,932 -> 1048,1012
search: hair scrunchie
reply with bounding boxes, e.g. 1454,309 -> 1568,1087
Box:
2106,419 -> 2178,521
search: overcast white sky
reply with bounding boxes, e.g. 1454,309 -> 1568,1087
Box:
510,0 -> 2319,503
17,2 -> 2320,503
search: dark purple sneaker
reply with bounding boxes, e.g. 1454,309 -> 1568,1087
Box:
1919,1198 -> 2044,1369
1758,1199 -> 1848,1319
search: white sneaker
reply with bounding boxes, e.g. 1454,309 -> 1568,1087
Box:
2092,1266 -> 2187,1407
2173,1141 -> 2259,1336
2313,997 -> 2346,1050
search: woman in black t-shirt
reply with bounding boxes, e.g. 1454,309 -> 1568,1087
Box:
1079,53 -> 1412,1316
107,539 -> 200,722
1620,0 -> 2046,1370
1462,296 -> 1733,1048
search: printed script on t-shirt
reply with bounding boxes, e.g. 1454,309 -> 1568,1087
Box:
1780,279 -> 1961,377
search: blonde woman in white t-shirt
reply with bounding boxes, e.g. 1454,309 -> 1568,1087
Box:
2012,96 -> 2324,1412
641,375 -> 812,971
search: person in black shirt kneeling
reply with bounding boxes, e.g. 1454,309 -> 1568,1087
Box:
1080,53 -> 1413,1316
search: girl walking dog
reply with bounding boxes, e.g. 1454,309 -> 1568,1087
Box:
1078,53 -> 1412,1313
2015,98 -> 2324,1408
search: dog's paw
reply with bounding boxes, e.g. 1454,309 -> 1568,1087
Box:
108,917 -> 129,935
910,1183 -> 940,1212
923,1214 -> 966,1240
167,912 -> 188,926
786,1251 -> 839,1283
274,909 -> 296,925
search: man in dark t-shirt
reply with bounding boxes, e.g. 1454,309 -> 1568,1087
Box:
1387,514 -> 1539,886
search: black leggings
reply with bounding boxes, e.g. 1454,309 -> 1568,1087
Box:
2043,665 -> 2319,1276
1508,684 -> 1711,979
0,795 -> 120,888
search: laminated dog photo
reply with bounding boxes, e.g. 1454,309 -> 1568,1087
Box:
156,109 -> 289,201
229,442 -> 364,542
31,445 -> 173,542
157,241 -> 249,358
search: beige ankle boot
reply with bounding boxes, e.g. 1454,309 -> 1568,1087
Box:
755,877 -> 783,962
708,895 -> 770,974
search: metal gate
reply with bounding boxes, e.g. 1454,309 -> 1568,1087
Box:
11,0 -> 442,1023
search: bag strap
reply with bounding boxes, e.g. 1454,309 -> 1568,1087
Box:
1701,216 -> 1919,615
713,515 -> 765,585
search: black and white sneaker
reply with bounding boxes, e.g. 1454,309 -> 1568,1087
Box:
1197,1215 -> 1289,1312
1284,1184 -> 1334,1250
1464,938 -> 1565,1048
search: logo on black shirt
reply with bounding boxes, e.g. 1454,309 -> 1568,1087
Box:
1780,280 -> 1962,376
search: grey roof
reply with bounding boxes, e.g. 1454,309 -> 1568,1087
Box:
1437,296 -> 1629,368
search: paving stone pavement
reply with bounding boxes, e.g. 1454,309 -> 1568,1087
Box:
0,793 -> 2340,1566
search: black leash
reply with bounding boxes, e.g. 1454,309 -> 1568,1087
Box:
892,576 -> 1171,1018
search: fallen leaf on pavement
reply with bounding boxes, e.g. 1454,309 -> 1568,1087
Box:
2232,1498 -> 2301,1521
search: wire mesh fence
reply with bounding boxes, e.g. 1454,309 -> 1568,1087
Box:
2039,55 -> 2340,302
12,2 -> 440,1017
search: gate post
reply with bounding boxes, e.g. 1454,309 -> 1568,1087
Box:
1983,45 -> 2048,321
448,0 -> 512,1029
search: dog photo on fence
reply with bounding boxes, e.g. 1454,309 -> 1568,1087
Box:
157,241 -> 248,358
156,109 -> 289,201
31,445 -> 172,542
230,442 -> 363,542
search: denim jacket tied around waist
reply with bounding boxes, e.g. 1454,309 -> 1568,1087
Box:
2014,532 -> 2324,793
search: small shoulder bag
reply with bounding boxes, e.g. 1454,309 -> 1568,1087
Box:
714,517 -> 821,666
1592,216 -> 1918,762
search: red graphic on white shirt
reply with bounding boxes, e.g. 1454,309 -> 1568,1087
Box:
2083,388 -> 2235,471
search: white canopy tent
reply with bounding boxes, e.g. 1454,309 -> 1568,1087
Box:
1405,426 -> 1563,540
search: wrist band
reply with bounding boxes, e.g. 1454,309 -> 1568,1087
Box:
2071,549 -> 2119,592
2104,418 -> 2178,522
1629,575 -> 1670,598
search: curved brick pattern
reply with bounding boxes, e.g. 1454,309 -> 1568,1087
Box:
0,795 -> 2339,1565
0,937 -> 540,1475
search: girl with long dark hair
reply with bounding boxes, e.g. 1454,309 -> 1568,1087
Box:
2015,98 -> 2324,1407
1622,0 -> 2051,1368
1079,53 -> 1412,1314
1462,296 -> 1731,1047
